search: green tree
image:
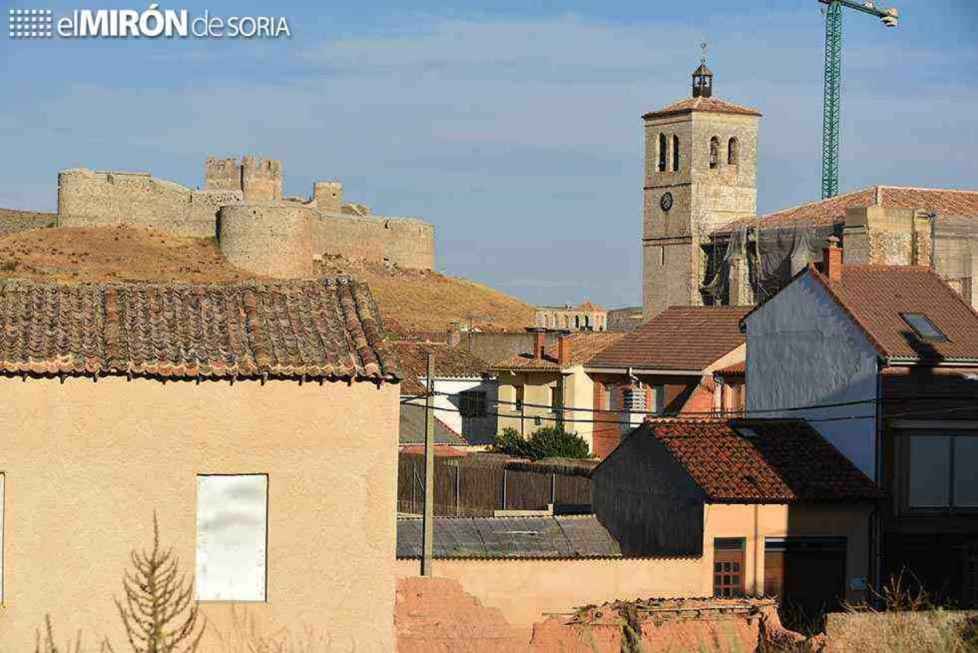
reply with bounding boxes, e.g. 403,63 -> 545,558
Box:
492,426 -> 590,460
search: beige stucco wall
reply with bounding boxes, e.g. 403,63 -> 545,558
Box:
705,503 -> 872,603
394,556 -> 701,629
0,375 -> 399,652
496,366 -> 596,451
396,502 -> 871,629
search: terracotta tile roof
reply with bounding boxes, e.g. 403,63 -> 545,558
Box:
643,96 -> 762,120
392,341 -> 490,395
811,266 -> 978,363
493,332 -> 625,371
0,277 -> 398,382
398,444 -> 468,457
718,186 -> 978,233
714,361 -> 745,377
588,306 -> 749,371
642,418 -> 882,502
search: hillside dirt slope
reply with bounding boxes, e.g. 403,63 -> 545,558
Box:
0,224 -> 534,334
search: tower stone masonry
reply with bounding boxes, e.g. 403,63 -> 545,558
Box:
642,63 -> 761,319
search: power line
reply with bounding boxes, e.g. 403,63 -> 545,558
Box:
407,388 -> 974,420
401,395 -> 978,429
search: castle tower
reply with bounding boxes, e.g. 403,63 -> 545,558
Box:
642,61 -> 761,318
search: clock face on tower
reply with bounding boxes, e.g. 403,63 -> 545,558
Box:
660,192 -> 673,212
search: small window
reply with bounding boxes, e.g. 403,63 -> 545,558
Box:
653,384 -> 666,415
728,138 -> 739,166
901,313 -> 948,342
551,385 -> 563,412
658,133 -> 667,172
598,383 -> 611,411
515,385 -> 525,412
709,137 -> 719,169
460,390 -> 487,418
197,474 -> 268,602
672,135 -> 680,171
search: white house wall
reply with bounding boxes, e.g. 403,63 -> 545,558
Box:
429,378 -> 499,445
746,274 -> 879,477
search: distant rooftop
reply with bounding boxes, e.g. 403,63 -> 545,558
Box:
716,186 -> 978,234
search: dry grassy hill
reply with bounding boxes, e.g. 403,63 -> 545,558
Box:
0,224 -> 534,334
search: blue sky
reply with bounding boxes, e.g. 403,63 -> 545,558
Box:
1,1 -> 976,307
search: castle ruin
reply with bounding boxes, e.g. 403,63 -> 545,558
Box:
57,156 -> 435,278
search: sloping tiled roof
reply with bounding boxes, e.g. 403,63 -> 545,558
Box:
396,514 -> 624,559
0,277 -> 399,382
714,361 -> 745,377
493,332 -> 625,371
643,96 -> 762,120
588,306 -> 748,371
399,402 -> 467,446
810,266 -> 978,363
392,340 -> 490,395
719,186 -> 978,233
642,418 -> 881,503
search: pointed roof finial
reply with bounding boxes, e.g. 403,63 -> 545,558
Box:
692,44 -> 713,98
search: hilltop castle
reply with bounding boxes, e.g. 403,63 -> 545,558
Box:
57,156 -> 435,278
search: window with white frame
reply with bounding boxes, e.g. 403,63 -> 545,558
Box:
196,474 -> 268,601
906,434 -> 978,509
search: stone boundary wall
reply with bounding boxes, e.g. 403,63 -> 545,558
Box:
311,211 -> 435,270
395,557 -> 701,629
57,168 -> 236,239
54,166 -> 436,274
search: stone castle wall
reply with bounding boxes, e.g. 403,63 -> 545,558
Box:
56,157 -> 435,277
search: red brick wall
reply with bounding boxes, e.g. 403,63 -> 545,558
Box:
592,379 -> 621,458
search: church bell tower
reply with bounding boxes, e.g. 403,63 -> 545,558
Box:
641,59 -> 761,318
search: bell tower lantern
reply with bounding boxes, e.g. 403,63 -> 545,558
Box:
692,63 -> 713,98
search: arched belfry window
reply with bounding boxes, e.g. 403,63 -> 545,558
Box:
728,137 -> 739,166
709,137 -> 720,169
658,133 -> 667,172
672,135 -> 680,171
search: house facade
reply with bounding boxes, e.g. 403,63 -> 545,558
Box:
0,278 -> 401,650
393,340 -> 498,447
591,418 -> 881,615
743,244 -> 978,602
492,331 -> 624,452
585,306 -> 749,457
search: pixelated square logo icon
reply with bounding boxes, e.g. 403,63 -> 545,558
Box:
8,8 -> 54,39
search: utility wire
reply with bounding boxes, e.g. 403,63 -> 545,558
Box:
405,388 -> 975,420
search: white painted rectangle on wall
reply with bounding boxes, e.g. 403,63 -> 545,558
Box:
196,474 -> 267,602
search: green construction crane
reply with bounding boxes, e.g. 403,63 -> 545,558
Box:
819,0 -> 899,199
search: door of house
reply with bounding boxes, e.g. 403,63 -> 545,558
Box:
713,537 -> 746,597
764,537 -> 847,618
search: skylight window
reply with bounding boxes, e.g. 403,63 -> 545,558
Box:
901,313 -> 948,342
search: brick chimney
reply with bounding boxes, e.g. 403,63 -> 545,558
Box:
557,335 -> 571,367
823,235 -> 843,281
534,331 -> 547,359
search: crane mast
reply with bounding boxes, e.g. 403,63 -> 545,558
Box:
819,0 -> 898,199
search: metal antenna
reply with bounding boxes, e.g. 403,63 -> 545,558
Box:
700,41 -> 708,65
